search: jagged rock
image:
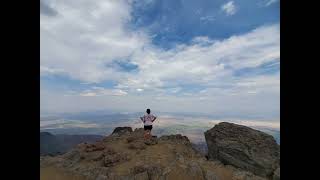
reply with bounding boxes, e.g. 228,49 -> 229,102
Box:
133,128 -> 145,133
96,175 -> 108,180
204,170 -> 219,180
159,134 -> 192,148
273,168 -> 280,180
84,151 -> 104,161
132,165 -> 148,174
128,142 -> 146,150
126,136 -> 136,143
63,149 -> 81,161
84,143 -> 105,152
146,165 -> 164,180
134,171 -> 148,180
144,137 -> 158,145
112,127 -> 133,136
204,122 -> 280,177
159,134 -> 189,142
131,164 -> 164,179
103,146 -> 117,155
165,164 -> 205,180
186,161 -> 204,180
103,152 -> 128,167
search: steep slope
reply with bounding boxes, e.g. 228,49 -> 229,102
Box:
41,127 -> 269,180
40,132 -> 103,156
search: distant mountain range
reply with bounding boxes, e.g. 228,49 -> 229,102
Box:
40,132 -> 103,156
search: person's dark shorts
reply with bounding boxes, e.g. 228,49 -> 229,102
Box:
144,125 -> 152,130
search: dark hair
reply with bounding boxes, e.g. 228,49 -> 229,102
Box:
146,109 -> 151,114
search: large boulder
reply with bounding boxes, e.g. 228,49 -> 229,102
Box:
204,122 -> 280,178
111,127 -> 133,136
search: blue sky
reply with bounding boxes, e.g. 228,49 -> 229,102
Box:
40,0 -> 279,119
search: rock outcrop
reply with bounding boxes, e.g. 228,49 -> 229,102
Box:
204,122 -> 280,178
41,124 -> 278,180
111,127 -> 133,135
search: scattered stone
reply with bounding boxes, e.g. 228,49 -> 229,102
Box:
132,165 -> 147,174
103,153 -> 128,167
103,147 -> 117,155
204,170 -> 220,180
134,171 -> 149,180
96,175 -> 108,180
128,142 -> 146,150
144,137 -> 158,145
126,136 -> 136,143
84,143 -> 105,152
187,161 -> 204,180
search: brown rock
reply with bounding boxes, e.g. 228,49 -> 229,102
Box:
205,122 -> 280,177
111,127 -> 133,136
273,168 -> 280,180
126,136 -> 136,143
85,143 -> 105,152
144,137 -> 158,145
128,142 -> 146,150
103,153 -> 128,167
134,172 -> 149,180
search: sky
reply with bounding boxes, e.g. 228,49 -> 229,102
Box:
40,0 -> 280,119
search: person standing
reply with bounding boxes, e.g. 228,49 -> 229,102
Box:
140,109 -> 157,139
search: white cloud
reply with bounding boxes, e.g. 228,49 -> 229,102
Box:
116,24 -> 279,93
41,0 -> 278,89
40,0 -> 149,83
136,88 -> 144,92
40,0 -> 279,118
80,92 -> 97,97
78,87 -> 128,97
265,0 -> 278,6
221,1 -> 237,16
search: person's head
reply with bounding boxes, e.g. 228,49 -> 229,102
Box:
146,109 -> 151,114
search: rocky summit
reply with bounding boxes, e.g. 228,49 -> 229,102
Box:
205,122 -> 280,179
41,123 -> 280,180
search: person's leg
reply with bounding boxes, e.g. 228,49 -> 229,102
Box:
145,130 -> 151,139
149,126 -> 153,138
143,126 -> 147,139
144,130 -> 148,139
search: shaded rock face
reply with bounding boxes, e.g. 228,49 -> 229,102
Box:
111,127 -> 133,136
205,122 -> 280,178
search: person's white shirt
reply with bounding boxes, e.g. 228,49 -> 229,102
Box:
140,114 -> 156,126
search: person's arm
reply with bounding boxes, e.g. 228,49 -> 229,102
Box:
140,116 -> 145,123
152,116 -> 157,122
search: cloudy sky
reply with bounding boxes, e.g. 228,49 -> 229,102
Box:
40,0 -> 279,119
